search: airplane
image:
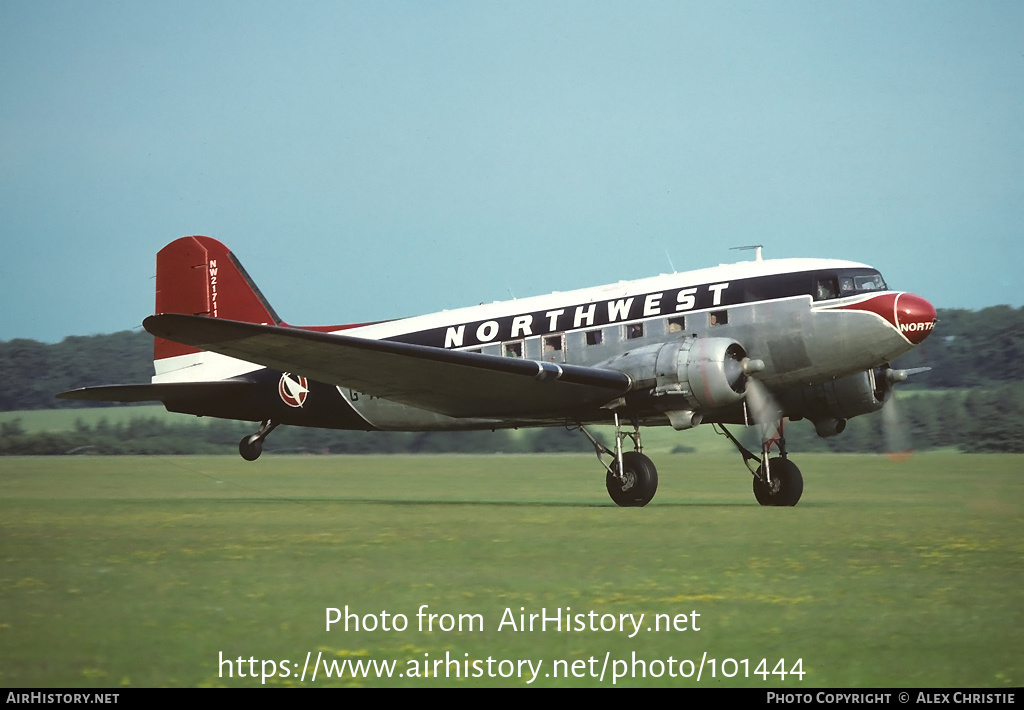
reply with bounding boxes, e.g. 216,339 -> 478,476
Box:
58,235 -> 937,507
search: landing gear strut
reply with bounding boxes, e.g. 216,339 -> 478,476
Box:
716,421 -> 803,506
238,419 -> 278,461
579,413 -> 659,507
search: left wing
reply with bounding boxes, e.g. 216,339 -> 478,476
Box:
144,314 -> 632,419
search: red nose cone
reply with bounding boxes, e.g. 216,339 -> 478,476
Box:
895,293 -> 936,344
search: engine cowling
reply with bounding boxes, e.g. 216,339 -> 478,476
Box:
781,365 -> 894,438
599,337 -> 751,429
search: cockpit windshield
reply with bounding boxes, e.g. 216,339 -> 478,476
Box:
812,269 -> 888,301
838,270 -> 887,295
745,267 -> 891,303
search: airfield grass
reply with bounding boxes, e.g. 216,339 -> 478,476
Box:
0,453 -> 1020,688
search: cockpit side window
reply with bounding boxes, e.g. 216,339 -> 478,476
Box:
814,277 -> 839,301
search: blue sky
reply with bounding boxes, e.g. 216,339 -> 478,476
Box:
2,1 -> 1021,342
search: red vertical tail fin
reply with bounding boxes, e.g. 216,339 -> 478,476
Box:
154,236 -> 280,362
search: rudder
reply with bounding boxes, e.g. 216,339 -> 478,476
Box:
154,236 -> 281,361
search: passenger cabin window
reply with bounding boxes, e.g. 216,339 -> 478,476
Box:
710,310 -> 728,326
504,341 -> 523,358
668,316 -> 685,333
586,330 -> 603,346
543,335 -> 564,362
626,323 -> 644,339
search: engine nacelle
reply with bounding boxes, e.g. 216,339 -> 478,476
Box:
782,366 -> 892,438
599,337 -> 750,428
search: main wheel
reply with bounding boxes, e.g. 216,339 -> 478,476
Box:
239,435 -> 263,461
606,451 -> 659,507
753,457 -> 803,506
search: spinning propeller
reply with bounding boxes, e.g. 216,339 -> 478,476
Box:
881,366 -> 929,461
739,358 -> 785,447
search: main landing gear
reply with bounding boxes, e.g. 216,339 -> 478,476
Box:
579,413 -> 803,507
579,413 -> 659,507
716,421 -> 803,506
238,419 -> 278,461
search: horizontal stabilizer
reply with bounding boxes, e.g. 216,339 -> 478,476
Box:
57,381 -> 256,404
143,314 -> 633,418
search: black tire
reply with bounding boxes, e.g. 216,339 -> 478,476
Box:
753,457 -> 803,506
606,451 -> 659,507
239,435 -> 263,461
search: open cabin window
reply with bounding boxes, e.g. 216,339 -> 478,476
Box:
503,341 -> 524,358
543,334 -> 564,362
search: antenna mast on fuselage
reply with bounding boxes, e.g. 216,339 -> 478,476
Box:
731,245 -> 763,262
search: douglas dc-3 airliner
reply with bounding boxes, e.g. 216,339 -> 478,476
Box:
59,236 -> 936,507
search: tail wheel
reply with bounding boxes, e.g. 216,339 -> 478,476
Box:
753,457 -> 803,506
607,451 -> 659,507
239,435 -> 263,461
237,420 -> 277,461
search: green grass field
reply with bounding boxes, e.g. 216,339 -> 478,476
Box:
1,453 -> 1020,687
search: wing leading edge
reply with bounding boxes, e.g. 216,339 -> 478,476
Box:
143,314 -> 632,419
